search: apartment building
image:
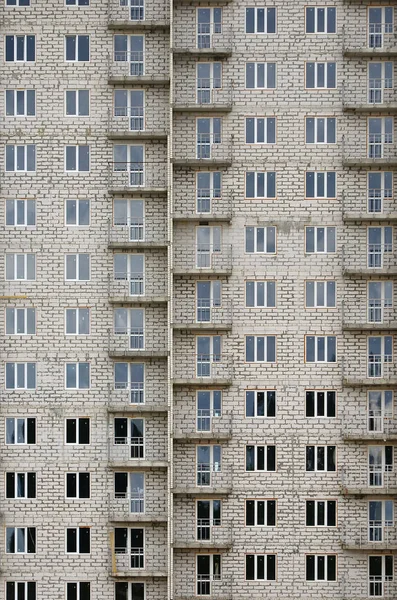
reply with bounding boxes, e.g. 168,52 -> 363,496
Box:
1,0 -> 397,599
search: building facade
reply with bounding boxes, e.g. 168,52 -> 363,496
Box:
1,0 -> 397,598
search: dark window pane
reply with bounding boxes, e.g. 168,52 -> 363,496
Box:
246,555 -> 255,580
306,501 -> 315,526
267,446 -> 276,471
246,500 -> 255,526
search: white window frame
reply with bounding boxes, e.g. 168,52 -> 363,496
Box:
6,307 -> 36,335
65,527 -> 91,554
306,554 -> 337,581
245,172 -> 277,199
305,7 -> 337,34
245,554 -> 277,581
5,199 -> 36,227
305,335 -> 337,363
5,35 -> 35,62
306,499 -> 337,527
245,117 -> 276,144
65,0 -> 90,5
64,35 -> 90,62
5,527 -> 36,554
305,280 -> 336,308
305,226 -> 336,254
5,472 -> 36,499
305,117 -> 336,144
245,390 -> 276,418
66,582 -> 91,600
5,362 -> 36,389
5,89 -> 36,117
245,226 -> 277,253
65,418 -> 90,445
5,582 -> 36,600
245,335 -> 276,363
305,171 -> 337,198
5,417 -> 36,445
65,90 -> 90,117
306,445 -> 337,472
245,499 -> 277,527
65,308 -> 90,335
305,62 -> 337,89
65,362 -> 90,390
367,171 -> 393,214
245,280 -> 276,308
5,144 -> 36,172
65,472 -> 91,499
245,445 -> 276,472
6,0 -> 32,5
245,62 -> 276,89
305,390 -> 337,418
5,253 -> 36,280
65,199 -> 90,226
245,7 -> 277,34
64,145 -> 90,173
65,253 -> 90,281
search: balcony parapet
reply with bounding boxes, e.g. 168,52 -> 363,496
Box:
342,414 -> 397,441
173,411 -> 232,441
108,162 -> 168,195
340,466 -> 397,495
342,357 -> 397,386
173,244 -> 232,276
172,354 -> 233,386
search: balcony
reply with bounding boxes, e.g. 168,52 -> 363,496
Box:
172,354 -> 233,386
343,358 -> 397,386
341,467 -> 397,495
342,244 -> 397,276
108,387 -> 168,414
343,414 -> 397,441
343,79 -> 397,112
111,549 -> 167,578
108,329 -> 168,359
343,25 -> 397,57
108,53 -> 170,85
172,81 -> 233,112
342,135 -> 397,167
108,162 -> 168,195
108,438 -> 168,468
108,274 -> 168,305
174,576 -> 232,600
342,299 -> 397,330
107,108 -> 168,141
173,519 -> 233,549
342,191 -> 397,222
173,411 -> 232,441
173,244 -> 232,276
107,0 -> 170,30
173,190 -> 233,222
172,25 -> 233,57
172,298 -> 233,331
172,136 -> 232,167
108,219 -> 168,249
342,524 -> 397,551
108,493 -> 167,523
172,463 -> 232,495
342,578 -> 397,600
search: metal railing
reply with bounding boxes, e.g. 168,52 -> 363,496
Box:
109,492 -> 145,519
112,272 -> 145,296
108,218 -> 167,246
108,384 -> 145,407
173,297 -> 233,327
173,189 -> 233,219
173,518 -> 232,546
342,189 -> 395,217
343,413 -> 397,439
108,106 -> 168,136
173,81 -> 233,107
173,137 -> 232,163
114,547 -> 145,571
109,327 -> 145,353
343,23 -> 397,53
343,78 -> 395,106
173,354 -> 233,381
173,463 -> 232,491
343,357 -> 397,383
342,524 -> 397,549
341,466 -> 397,492
173,24 -> 233,52
108,162 -> 167,190
174,410 -> 232,437
173,243 -> 232,273
342,243 -> 396,272
108,52 -> 168,80
342,298 -> 396,327
342,134 -> 397,163
108,0 -> 169,23
174,575 -> 232,599
108,437 -> 167,463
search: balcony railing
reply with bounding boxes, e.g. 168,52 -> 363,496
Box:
109,492 -> 145,520
174,575 -> 232,600
342,244 -> 396,273
108,328 -> 167,357
342,189 -> 396,219
113,548 -> 145,572
108,438 -> 167,464
174,410 -> 233,439
343,413 -> 397,440
343,24 -> 397,55
343,134 -> 397,165
173,81 -> 233,108
108,52 -> 169,82
342,524 -> 397,549
343,357 -> 397,385
342,578 -> 397,599
172,136 -> 232,165
341,466 -> 397,493
108,273 -> 167,303
173,244 -> 232,274
173,24 -> 233,53
173,354 -> 233,383
107,0 -> 170,24
108,218 -> 167,247
342,298 -> 397,328
173,298 -> 233,328
343,78 -> 396,107
173,518 -> 233,547
108,107 -> 168,137
173,190 -> 233,220
173,463 -> 232,493
108,162 -> 167,191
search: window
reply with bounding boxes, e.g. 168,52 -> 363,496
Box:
66,527 -> 90,554
246,117 -> 276,144
5,254 -> 35,280
6,418 -> 36,444
65,146 -> 90,172
306,391 -> 336,418
305,335 -> 336,363
65,199 -> 90,226
65,254 -> 90,281
245,226 -> 276,252
5,363 -> 36,389
306,118 -> 336,144
115,528 -> 144,568
65,418 -> 90,445
197,117 -> 221,159
115,583 -> 145,600
196,554 -> 221,596
6,308 -> 36,335
246,554 -> 276,580
114,308 -> 144,350
306,7 -> 336,34
66,473 -> 90,499
306,500 -> 336,526
65,90 -> 89,116
246,445 -> 276,472
197,445 -> 221,486
245,172 -> 276,199
245,62 -> 276,89
305,226 -> 336,253
114,363 -> 144,404
306,555 -> 336,581
306,445 -> 336,471
6,528 -> 36,553
5,90 -> 35,116
306,62 -> 336,89
246,500 -> 276,526
368,7 -> 394,49
197,390 -> 222,432
368,390 -> 393,432
368,500 -> 393,541
305,172 -> 336,198
245,280 -> 276,308
368,117 -> 393,159
114,89 -> 144,131
197,499 -> 221,540
113,144 -> 144,187
196,225 -> 221,268
196,335 -> 222,377
305,281 -> 336,308
66,583 -> 91,600
6,0 -> 31,5
246,8 -> 276,33
368,62 -> 393,105
65,35 -> 89,61
368,226 -> 392,268
5,582 -> 36,600
65,363 -> 90,389
368,336 -> 393,378
66,0 -> 90,5
367,171 -> 393,214
114,35 -> 144,76
114,472 -> 145,513
196,63 -> 222,105
65,308 -> 90,335
5,35 -> 35,62
115,418 -> 144,459
196,172 -> 221,214
6,472 -> 36,499
245,336 -> 276,363
6,199 -> 36,226
368,445 -> 393,487
369,555 -> 393,597
197,8 -> 222,49
5,144 -> 35,172
113,199 -> 144,241
245,390 -> 276,417
196,281 -> 221,323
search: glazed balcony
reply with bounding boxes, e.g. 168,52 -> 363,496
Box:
108,52 -> 170,85
107,0 -> 170,30
108,273 -> 168,304
108,162 -> 168,195
342,190 -> 397,222
172,24 -> 233,57
343,24 -> 397,57
172,190 -> 233,222
172,135 -> 232,167
342,299 -> 397,330
342,135 -> 397,167
173,244 -> 232,276
342,413 -> 397,441
107,108 -> 168,140
172,298 -> 233,331
172,81 -> 233,112
341,466 -> 397,495
108,329 -> 168,359
173,519 -> 233,549
173,411 -> 233,441
343,78 -> 397,112
173,353 -> 233,385
342,244 -> 397,276
108,493 -> 167,523
342,357 -> 397,386
172,463 -> 232,495
108,438 -> 168,468
108,219 -> 168,249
